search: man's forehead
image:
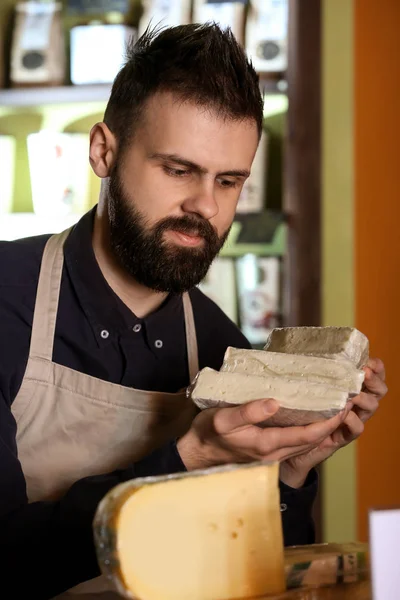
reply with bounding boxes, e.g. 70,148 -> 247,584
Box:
136,92 -> 259,170
139,91 -> 258,136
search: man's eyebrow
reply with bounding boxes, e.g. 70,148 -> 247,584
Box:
149,153 -> 250,178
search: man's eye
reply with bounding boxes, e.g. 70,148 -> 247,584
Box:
218,178 -> 239,189
163,166 -> 190,177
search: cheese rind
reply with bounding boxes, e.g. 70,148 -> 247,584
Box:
264,326 -> 369,368
93,462 -> 286,600
190,367 -> 350,426
221,347 -> 365,394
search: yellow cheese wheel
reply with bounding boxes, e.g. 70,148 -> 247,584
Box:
93,461 -> 286,600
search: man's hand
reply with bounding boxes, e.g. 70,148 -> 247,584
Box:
279,357 -> 388,488
177,398 -> 346,471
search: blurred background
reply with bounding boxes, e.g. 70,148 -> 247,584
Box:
0,0 -> 399,548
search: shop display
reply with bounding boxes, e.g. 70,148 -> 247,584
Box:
264,326 -> 370,368
0,136 -> 16,214
138,0 -> 192,36
236,254 -> 281,345
70,19 -> 136,85
198,257 -> 237,324
245,0 -> 288,72
10,1 -> 66,87
236,129 -> 269,213
193,0 -> 246,45
27,131 -> 91,218
94,461 -> 285,599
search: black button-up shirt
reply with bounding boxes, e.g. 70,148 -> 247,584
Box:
0,208 -> 317,598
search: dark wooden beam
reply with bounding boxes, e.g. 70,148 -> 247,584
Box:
284,0 -> 322,328
284,0 -> 323,543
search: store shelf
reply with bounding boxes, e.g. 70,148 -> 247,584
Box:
0,84 -> 113,108
0,213 -> 81,241
0,74 -> 286,108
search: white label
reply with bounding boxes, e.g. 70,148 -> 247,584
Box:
198,4 -> 237,31
369,508 -> 400,600
141,0 -> 190,30
20,6 -> 54,51
256,0 -> 288,41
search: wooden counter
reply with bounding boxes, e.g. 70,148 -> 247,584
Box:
265,580 -> 371,599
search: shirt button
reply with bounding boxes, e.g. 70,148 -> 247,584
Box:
133,324 -> 142,333
154,339 -> 163,349
280,503 -> 288,512
100,329 -> 109,339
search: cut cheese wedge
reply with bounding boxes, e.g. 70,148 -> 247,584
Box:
264,326 -> 369,368
190,367 -> 350,426
221,347 -> 365,395
93,462 -> 286,600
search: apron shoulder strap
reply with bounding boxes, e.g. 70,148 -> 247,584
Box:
29,228 -> 200,379
182,292 -> 199,383
29,227 -> 72,361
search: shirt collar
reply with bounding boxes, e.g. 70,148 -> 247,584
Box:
63,207 -> 183,347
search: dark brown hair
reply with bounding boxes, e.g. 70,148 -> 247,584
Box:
103,22 -> 263,149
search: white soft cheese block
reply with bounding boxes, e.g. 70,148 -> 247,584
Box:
190,367 -> 350,426
221,347 -> 365,394
264,326 -> 369,368
93,462 -> 286,600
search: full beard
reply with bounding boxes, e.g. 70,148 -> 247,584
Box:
107,169 -> 231,294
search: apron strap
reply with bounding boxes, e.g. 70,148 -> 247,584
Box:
29,226 -> 200,381
29,228 -> 72,361
182,292 -> 199,383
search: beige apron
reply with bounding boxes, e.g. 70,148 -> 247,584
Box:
11,227 -> 199,598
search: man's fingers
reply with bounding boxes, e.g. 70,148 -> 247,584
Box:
352,391 -> 380,415
341,411 -> 365,442
266,443 -> 316,462
212,399 -> 280,435
255,411 -> 344,455
363,367 -> 388,398
366,357 -> 386,381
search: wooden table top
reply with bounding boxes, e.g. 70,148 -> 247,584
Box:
264,580 -> 371,599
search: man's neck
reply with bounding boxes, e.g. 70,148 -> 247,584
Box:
92,206 -> 168,319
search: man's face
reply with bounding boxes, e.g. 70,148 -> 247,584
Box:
107,92 -> 259,293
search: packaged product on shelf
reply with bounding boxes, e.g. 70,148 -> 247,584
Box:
27,131 -> 91,218
198,257 -> 238,324
245,0 -> 288,73
138,0 -> 192,36
0,136 -> 16,214
236,129 -> 269,213
236,254 -> 281,345
70,16 -> 136,85
66,0 -> 129,14
193,0 -> 246,45
10,1 -> 66,87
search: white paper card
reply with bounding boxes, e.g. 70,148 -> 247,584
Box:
198,257 -> 237,324
369,508 -> 400,600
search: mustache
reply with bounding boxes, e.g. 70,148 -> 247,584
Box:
154,215 -> 219,240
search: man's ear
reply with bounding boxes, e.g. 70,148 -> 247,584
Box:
89,122 -> 117,178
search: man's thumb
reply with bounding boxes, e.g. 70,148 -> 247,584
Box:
214,398 -> 280,434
